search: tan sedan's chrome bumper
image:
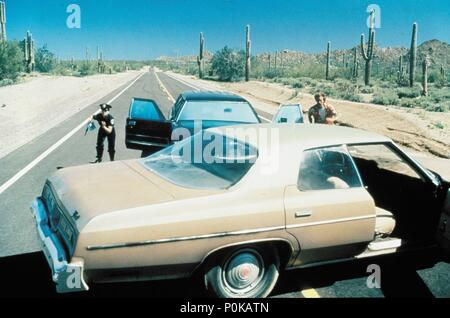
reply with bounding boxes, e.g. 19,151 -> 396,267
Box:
31,198 -> 89,293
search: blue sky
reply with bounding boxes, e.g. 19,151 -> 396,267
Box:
3,0 -> 450,60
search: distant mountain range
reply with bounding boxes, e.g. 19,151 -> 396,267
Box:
257,40 -> 450,70
157,39 -> 450,70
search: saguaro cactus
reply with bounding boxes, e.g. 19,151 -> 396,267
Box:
24,31 -> 35,73
325,41 -> 331,80
97,46 -> 100,72
0,1 -> 6,42
361,9 -> 376,86
409,23 -> 418,87
197,32 -> 205,79
352,47 -> 358,79
245,25 -> 251,81
422,55 -> 429,96
97,46 -> 105,73
280,51 -> 283,69
274,51 -> 278,70
398,56 -> 404,83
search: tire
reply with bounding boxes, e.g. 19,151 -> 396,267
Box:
204,246 -> 280,298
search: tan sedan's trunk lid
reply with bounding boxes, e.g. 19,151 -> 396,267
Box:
49,160 -> 175,229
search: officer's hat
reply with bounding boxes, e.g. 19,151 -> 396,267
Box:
100,103 -> 112,111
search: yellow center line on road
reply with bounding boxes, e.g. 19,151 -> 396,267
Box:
154,71 -> 175,103
301,288 -> 321,298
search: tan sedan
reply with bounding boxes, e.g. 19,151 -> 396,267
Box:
31,124 -> 450,298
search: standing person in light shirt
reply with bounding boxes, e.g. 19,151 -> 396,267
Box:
308,93 -> 337,125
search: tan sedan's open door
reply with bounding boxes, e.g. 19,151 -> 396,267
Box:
437,189 -> 450,251
284,145 -> 376,267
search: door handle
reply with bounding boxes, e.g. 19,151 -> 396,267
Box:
295,211 -> 313,218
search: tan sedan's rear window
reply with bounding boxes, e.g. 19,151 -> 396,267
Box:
142,131 -> 258,190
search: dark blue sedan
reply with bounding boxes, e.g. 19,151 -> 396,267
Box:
125,91 -> 261,151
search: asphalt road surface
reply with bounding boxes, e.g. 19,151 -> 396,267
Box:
0,70 -> 449,298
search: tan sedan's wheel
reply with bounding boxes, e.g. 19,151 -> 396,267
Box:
205,247 -> 279,298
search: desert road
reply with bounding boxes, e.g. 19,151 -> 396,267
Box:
0,70 -> 449,298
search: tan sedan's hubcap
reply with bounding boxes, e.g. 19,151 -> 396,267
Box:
223,250 -> 264,294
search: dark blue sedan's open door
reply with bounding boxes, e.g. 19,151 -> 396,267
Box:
437,188 -> 450,253
272,104 -> 304,124
125,98 -> 172,151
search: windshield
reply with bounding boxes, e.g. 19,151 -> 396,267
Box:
274,105 -> 303,123
177,100 -> 260,123
142,132 -> 258,189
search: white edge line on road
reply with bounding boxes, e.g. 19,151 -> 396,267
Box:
164,72 -> 202,91
0,72 -> 145,196
301,288 -> 321,298
154,71 -> 175,103
163,72 -> 272,123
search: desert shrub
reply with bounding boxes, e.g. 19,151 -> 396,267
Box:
288,64 -> 327,80
434,77 -> 448,88
275,77 -> 305,89
263,69 -> 282,79
404,98 -> 449,112
309,83 -> 338,98
35,45 -> 57,73
428,70 -> 446,86
433,122 -> 445,129
360,86 -> 374,94
372,91 -> 399,105
378,80 -> 398,89
397,87 -> 421,99
397,77 -> 411,87
78,63 -> 95,76
0,41 -> 24,81
429,89 -> 450,103
291,80 -> 304,89
424,103 -> 449,112
211,46 -> 245,82
341,92 -> 363,102
0,78 -> 15,87
51,65 -> 72,76
400,98 -> 416,108
298,77 -> 317,87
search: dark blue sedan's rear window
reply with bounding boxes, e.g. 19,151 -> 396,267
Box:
178,101 -> 259,123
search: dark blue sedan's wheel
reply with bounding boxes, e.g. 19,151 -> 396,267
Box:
204,246 -> 279,298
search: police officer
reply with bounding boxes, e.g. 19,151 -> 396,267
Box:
90,103 -> 116,163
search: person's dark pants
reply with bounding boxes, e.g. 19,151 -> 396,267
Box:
96,129 -> 116,161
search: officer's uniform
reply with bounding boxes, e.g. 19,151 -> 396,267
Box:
93,104 -> 116,162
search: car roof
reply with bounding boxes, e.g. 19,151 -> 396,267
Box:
208,124 -> 392,150
181,90 -> 248,102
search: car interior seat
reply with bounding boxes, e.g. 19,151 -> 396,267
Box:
374,207 -> 396,238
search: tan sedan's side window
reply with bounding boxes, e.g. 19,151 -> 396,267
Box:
298,146 -> 363,191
